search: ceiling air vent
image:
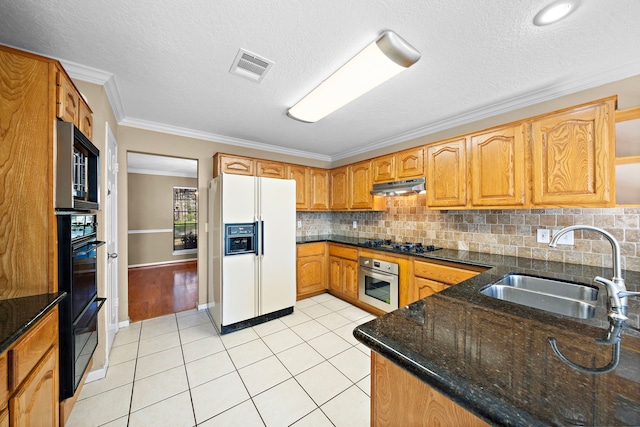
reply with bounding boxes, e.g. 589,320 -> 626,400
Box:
229,49 -> 274,83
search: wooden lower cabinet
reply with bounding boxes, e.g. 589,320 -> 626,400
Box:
371,352 -> 490,427
328,244 -> 358,300
0,307 -> 59,427
10,347 -> 58,427
296,243 -> 326,299
409,259 -> 485,304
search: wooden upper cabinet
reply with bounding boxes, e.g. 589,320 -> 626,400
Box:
213,153 -> 255,177
309,168 -> 330,210
531,98 -> 615,206
287,164 -> 309,210
256,160 -> 286,179
330,166 -> 349,210
349,160 -> 375,209
56,69 -> 79,124
373,154 -> 396,183
396,147 -> 424,179
470,124 -> 525,207
426,138 -> 467,208
78,100 -> 93,140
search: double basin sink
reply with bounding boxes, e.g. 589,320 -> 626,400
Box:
480,274 -> 599,319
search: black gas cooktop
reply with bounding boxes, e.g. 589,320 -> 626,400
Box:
360,238 -> 441,254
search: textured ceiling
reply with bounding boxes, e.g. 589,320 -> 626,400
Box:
1,1 -> 639,161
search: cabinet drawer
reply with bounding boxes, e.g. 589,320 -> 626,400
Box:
9,307 -> 58,391
414,261 -> 480,285
0,354 -> 6,409
328,245 -> 358,260
297,242 -> 325,257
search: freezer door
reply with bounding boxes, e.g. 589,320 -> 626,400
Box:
222,173 -> 256,222
221,253 -> 257,325
258,177 -> 296,315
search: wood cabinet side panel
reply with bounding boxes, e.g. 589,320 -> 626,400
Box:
371,352 -> 490,427
0,354 -> 6,409
0,49 -> 53,298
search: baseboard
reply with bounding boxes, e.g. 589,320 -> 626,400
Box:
118,319 -> 130,328
85,362 -> 108,383
196,303 -> 208,311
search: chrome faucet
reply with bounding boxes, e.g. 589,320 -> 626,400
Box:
549,225 -> 640,321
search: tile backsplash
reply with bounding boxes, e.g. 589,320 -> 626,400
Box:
296,195 -> 640,272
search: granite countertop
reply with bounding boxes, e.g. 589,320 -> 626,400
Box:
0,293 -> 66,353
298,235 -> 640,426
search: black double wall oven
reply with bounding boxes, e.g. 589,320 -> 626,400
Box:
56,121 -> 104,400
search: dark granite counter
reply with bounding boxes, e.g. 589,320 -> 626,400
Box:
0,293 -> 66,353
298,235 -> 640,426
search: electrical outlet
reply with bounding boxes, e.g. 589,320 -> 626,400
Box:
552,229 -> 574,245
297,220 -> 302,228
536,229 -> 550,243
353,220 -> 357,229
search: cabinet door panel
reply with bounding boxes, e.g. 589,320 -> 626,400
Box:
343,259 -> 358,299
309,168 -> 329,210
78,100 -> 93,140
56,70 -> 79,124
373,155 -> 396,183
296,255 -> 326,296
426,138 -> 467,208
397,147 -> 424,179
328,256 -> 342,293
531,99 -> 614,205
330,167 -> 349,210
214,154 -> 255,176
256,160 -> 286,179
349,161 -> 374,209
10,347 -> 58,427
470,125 -> 525,206
287,165 -> 309,210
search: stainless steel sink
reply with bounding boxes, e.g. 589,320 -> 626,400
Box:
480,274 -> 599,319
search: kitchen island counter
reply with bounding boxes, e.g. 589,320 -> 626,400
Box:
297,235 -> 640,425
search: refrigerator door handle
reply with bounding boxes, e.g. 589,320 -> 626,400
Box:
261,220 -> 265,255
254,221 -> 260,256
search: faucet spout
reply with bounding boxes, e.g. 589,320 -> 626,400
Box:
549,225 -> 628,321
549,225 -> 624,286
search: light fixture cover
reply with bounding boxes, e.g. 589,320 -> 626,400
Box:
533,0 -> 580,26
287,30 -> 421,123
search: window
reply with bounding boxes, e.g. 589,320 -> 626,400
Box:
173,187 -> 198,251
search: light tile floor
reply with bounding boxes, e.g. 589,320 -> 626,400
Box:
67,293 -> 376,427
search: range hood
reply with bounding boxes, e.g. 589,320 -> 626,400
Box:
370,177 -> 426,196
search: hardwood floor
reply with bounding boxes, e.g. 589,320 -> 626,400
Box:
128,260 -> 198,322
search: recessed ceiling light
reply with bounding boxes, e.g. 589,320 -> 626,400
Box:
533,0 -> 580,26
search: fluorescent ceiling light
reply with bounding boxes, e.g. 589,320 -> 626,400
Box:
287,30 -> 421,123
533,0 -> 580,26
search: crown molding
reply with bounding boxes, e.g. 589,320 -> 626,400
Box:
119,117 -> 332,162
59,59 -> 126,122
331,58 -> 640,161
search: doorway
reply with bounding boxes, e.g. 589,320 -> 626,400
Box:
127,152 -> 199,322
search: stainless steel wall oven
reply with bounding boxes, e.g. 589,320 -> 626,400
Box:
358,256 -> 399,313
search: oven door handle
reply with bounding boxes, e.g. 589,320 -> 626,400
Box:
73,240 -> 106,256
360,266 -> 398,279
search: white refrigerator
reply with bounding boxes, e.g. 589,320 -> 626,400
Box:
208,173 -> 296,334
